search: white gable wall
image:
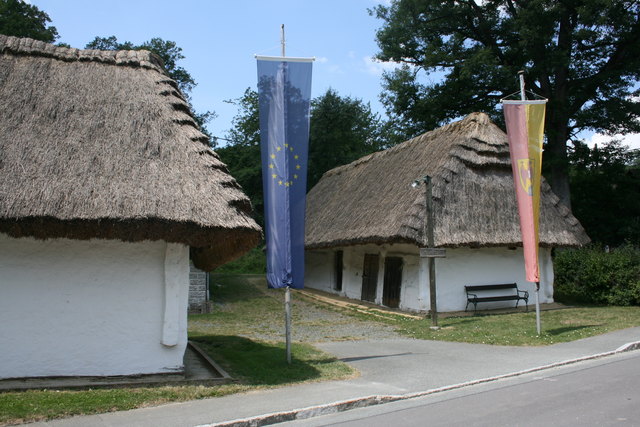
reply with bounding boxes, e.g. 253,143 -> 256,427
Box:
0,233 -> 190,379
435,246 -> 554,312
305,245 -> 554,313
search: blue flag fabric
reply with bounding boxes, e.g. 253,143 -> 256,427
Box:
257,58 -> 312,289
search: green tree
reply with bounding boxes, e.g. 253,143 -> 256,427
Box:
0,0 -> 58,42
224,88 -> 260,147
216,89 -> 263,225
218,88 -> 387,227
372,0 -> 640,209
569,141 -> 639,246
308,88 -> 384,189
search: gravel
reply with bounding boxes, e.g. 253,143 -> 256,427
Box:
244,294 -> 408,343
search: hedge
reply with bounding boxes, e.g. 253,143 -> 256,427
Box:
554,245 -> 640,306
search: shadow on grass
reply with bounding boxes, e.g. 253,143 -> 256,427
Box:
545,325 -> 602,336
190,335 -> 331,386
209,274 -> 270,304
439,317 -> 484,326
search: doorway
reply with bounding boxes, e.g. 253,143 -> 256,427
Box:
361,254 -> 379,303
383,256 -> 403,308
334,250 -> 343,292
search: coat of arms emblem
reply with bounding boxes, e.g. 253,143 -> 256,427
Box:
517,158 -> 533,196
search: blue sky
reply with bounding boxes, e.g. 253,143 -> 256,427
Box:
31,0 -> 395,142
28,0 -> 640,150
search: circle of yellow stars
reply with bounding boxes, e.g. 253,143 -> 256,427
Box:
268,143 -> 302,187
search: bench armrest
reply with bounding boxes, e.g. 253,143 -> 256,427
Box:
518,289 -> 529,299
466,292 -> 478,299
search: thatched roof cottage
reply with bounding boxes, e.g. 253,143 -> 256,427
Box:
0,36 -> 261,379
305,113 -> 588,312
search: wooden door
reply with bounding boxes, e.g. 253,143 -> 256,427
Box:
361,254 -> 379,302
334,250 -> 343,292
383,257 -> 403,308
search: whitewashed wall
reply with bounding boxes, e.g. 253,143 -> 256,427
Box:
305,245 -> 554,313
433,246 -> 554,312
0,233 -> 190,379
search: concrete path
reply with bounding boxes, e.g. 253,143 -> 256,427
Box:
30,326 -> 640,427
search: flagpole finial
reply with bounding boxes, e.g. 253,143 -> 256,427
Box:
281,24 -> 285,57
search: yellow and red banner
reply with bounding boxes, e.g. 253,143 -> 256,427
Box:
502,100 -> 546,283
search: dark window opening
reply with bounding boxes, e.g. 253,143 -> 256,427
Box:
334,250 -> 343,291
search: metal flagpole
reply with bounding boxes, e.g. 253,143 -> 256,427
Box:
281,23 -> 286,57
285,286 -> 292,364
535,282 -> 541,335
281,23 -> 293,364
519,70 -> 541,336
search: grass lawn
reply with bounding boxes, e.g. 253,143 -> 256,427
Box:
0,337 -> 352,426
2,274 -> 639,425
370,306 -> 640,346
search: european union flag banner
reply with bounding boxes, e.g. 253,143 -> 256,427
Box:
257,56 -> 313,289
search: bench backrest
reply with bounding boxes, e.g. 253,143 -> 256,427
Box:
465,283 -> 518,292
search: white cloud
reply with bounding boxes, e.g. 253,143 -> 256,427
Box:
588,132 -> 640,151
314,56 -> 342,73
328,64 -> 343,74
362,56 -> 400,76
583,96 -> 640,150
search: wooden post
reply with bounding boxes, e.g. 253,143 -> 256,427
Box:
424,176 -> 439,329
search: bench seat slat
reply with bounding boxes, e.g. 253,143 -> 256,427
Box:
469,296 -> 521,302
464,283 -> 528,312
465,284 -> 517,292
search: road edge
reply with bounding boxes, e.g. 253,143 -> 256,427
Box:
199,340 -> 640,427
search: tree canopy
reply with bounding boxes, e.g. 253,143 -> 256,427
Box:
569,141 -> 639,246
217,88 -> 387,228
0,0 -> 58,42
216,89 -> 264,224
308,89 -> 384,189
372,0 -> 640,208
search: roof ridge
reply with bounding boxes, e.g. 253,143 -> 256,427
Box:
321,112 -> 495,180
0,35 -> 166,73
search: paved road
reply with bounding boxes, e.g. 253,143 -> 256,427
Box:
30,328 -> 640,427
283,351 -> 640,427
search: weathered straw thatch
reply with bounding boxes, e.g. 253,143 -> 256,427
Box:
306,112 -> 589,249
0,36 -> 261,270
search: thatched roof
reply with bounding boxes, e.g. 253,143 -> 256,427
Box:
306,112 -> 589,249
0,36 -> 261,270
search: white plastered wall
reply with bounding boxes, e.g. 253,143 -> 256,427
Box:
433,246 -> 554,312
0,233 -> 190,379
305,245 -> 554,313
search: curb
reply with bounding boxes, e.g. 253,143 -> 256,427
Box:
198,340 -> 640,427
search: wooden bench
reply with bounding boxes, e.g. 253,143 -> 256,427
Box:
465,283 -> 529,312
